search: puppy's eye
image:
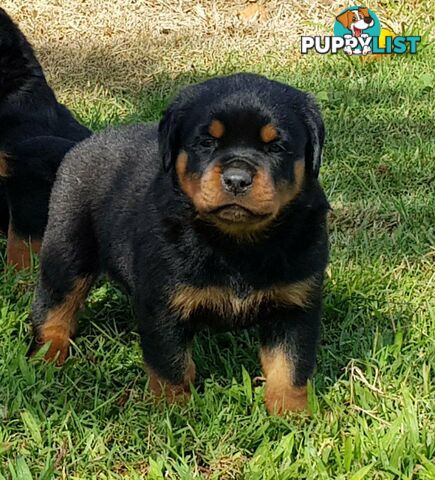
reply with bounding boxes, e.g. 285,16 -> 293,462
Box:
199,137 -> 216,148
266,143 -> 285,154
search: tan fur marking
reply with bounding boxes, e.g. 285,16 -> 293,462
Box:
176,152 -> 225,210
176,151 -> 202,201
208,119 -> 225,139
176,154 -> 305,240
147,352 -> 196,403
0,153 -> 10,177
6,223 -> 41,270
38,277 -> 92,364
260,124 -> 278,143
276,159 -> 305,207
250,168 -> 276,211
170,277 -> 316,320
261,347 -> 308,414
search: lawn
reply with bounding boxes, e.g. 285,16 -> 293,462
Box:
0,1 -> 434,479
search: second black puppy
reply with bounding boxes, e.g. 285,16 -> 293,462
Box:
32,73 -> 329,415
0,8 -> 90,268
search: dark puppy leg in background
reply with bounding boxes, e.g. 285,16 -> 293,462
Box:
2,137 -> 76,269
6,223 -> 41,269
259,302 -> 321,414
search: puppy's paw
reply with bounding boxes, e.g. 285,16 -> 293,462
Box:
148,374 -> 191,403
147,359 -> 196,404
31,338 -> 70,366
264,383 -> 308,415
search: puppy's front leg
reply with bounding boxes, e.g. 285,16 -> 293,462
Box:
259,304 -> 321,415
137,302 -> 195,402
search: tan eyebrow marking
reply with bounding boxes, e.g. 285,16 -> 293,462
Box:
208,119 -> 225,139
260,124 -> 278,143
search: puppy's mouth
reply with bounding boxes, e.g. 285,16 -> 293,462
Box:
353,26 -> 363,37
352,20 -> 373,36
209,204 -> 272,224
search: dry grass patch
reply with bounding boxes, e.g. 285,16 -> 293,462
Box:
3,0 -> 430,103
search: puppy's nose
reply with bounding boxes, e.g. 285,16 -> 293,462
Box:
222,167 -> 253,195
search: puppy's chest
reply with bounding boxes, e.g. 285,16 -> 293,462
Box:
168,277 -> 316,327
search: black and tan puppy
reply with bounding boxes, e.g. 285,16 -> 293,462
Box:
0,8 -> 90,268
32,73 -> 329,415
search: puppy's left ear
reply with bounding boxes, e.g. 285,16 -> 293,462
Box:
302,94 -> 325,178
336,10 -> 353,29
158,103 -> 183,172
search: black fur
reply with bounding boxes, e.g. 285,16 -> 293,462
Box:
33,74 -> 329,411
0,8 -> 90,248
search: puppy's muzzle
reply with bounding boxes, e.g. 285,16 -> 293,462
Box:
221,161 -> 254,196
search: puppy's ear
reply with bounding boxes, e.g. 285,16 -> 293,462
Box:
336,10 -> 353,29
158,103 -> 183,172
302,94 -> 325,178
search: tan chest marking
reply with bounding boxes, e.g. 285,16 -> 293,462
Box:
169,277 -> 316,320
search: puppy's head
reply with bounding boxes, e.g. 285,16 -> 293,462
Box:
0,8 -> 43,98
159,73 -> 324,238
336,7 -> 374,35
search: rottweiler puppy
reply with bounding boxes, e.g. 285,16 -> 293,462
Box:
0,8 -> 90,268
32,73 -> 329,415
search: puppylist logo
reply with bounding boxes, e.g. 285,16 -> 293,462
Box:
301,6 -> 421,56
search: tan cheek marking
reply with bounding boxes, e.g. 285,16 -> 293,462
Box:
6,223 -> 41,270
37,277 -> 92,364
260,124 -> 278,143
198,164 -> 226,207
176,152 -> 201,201
209,119 -> 225,139
0,153 -> 10,177
260,347 -> 308,415
275,159 -> 305,210
250,168 -> 276,207
169,277 -> 316,320
176,152 -> 228,213
146,351 -> 196,403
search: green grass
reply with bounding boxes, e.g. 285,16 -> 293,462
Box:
1,46 -> 434,479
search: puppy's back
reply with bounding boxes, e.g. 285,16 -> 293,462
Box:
42,123 -> 160,285
55,123 -> 159,203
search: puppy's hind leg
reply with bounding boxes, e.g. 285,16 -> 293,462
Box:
32,215 -> 97,364
33,275 -> 94,364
